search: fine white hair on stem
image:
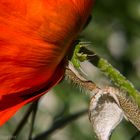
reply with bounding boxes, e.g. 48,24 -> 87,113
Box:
65,61 -> 140,131
65,61 -> 99,95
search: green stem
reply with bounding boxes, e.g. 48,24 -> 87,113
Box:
97,58 -> 140,105
72,44 -> 140,106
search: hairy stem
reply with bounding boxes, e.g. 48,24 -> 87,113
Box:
75,46 -> 140,106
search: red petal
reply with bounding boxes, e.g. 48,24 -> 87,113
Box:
0,0 -> 94,125
0,61 -> 64,126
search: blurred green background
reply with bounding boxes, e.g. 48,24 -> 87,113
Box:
1,0 -> 140,140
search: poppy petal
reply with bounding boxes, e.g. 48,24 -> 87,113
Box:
0,60 -> 64,126
0,0 -> 94,125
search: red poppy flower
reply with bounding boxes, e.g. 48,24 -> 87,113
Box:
0,0 -> 94,125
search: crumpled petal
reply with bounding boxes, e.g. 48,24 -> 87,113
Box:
89,89 -> 124,140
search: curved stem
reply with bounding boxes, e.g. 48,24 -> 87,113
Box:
75,46 -> 140,106
10,102 -> 38,140
28,101 -> 38,140
32,109 -> 87,140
